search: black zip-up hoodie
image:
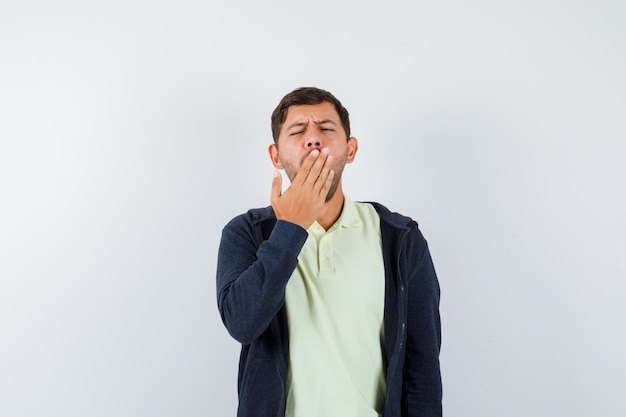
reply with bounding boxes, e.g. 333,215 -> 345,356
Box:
217,202 -> 442,417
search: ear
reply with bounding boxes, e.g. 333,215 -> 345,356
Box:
346,137 -> 358,164
268,143 -> 283,169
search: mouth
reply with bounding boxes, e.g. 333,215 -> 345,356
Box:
299,149 -> 321,167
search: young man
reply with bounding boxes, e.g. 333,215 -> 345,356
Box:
216,87 -> 442,417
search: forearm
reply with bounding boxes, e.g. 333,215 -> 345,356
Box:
217,219 -> 307,344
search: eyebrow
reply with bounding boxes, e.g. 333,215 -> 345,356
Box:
286,119 -> 338,130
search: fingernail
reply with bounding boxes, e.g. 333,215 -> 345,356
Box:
322,148 -> 329,155
326,155 -> 333,163
311,149 -> 320,157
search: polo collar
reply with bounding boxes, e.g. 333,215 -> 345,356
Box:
332,196 -> 362,230
309,196 -> 363,233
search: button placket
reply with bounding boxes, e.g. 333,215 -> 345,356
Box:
319,235 -> 333,275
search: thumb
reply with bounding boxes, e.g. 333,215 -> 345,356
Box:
270,170 -> 282,202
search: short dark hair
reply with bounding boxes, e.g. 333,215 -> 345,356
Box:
271,87 -> 351,143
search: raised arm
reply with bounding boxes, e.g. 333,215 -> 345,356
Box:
217,217 -> 307,344
217,148 -> 334,344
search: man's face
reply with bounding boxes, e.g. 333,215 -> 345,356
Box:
269,102 -> 358,201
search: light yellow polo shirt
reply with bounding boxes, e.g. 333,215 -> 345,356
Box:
285,197 -> 386,417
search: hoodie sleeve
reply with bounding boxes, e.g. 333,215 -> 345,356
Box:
216,215 -> 308,344
403,224 -> 443,417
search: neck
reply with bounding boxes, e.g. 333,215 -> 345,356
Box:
316,182 -> 345,231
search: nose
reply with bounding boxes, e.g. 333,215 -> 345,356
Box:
302,122 -> 323,149
304,129 -> 322,149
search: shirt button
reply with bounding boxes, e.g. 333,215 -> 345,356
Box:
322,257 -> 329,263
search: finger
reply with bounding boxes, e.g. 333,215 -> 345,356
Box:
319,169 -> 335,198
313,154 -> 333,190
270,170 -> 282,203
296,149 -> 320,183
303,148 -> 330,185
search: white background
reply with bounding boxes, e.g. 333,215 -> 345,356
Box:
1,1 -> 625,416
